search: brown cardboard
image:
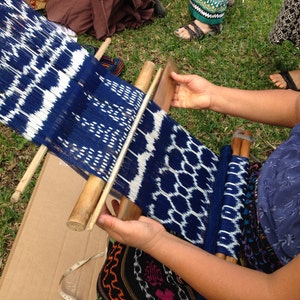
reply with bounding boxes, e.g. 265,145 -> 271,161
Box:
0,153 -> 108,300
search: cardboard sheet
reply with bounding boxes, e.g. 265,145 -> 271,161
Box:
0,153 -> 108,299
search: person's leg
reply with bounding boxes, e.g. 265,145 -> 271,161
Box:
175,0 -> 227,40
269,70 -> 300,91
175,20 -> 214,40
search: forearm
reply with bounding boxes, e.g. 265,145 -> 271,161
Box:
146,232 -> 276,300
210,85 -> 300,128
98,213 -> 300,299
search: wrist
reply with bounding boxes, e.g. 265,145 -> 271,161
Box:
208,83 -> 222,111
142,230 -> 171,255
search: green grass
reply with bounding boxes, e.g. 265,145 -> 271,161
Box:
0,0 -> 297,275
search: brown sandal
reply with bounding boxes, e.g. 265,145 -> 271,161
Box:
175,21 -> 222,41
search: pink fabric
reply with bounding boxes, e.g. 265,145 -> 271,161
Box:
45,0 -> 154,40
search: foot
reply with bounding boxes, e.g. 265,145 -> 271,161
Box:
269,69 -> 300,91
174,19 -> 212,40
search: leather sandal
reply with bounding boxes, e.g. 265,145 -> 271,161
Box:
175,21 -> 222,41
279,71 -> 300,91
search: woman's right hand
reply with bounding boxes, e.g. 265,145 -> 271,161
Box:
97,203 -> 167,252
170,72 -> 214,110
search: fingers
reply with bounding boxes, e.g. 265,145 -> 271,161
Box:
97,213 -> 118,230
171,72 -> 197,84
97,214 -> 127,241
111,199 -> 120,215
171,71 -> 189,84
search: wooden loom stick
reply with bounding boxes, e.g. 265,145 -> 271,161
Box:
86,67 -> 163,231
94,37 -> 111,60
10,144 -> 48,202
10,38 -> 112,203
67,61 -> 157,231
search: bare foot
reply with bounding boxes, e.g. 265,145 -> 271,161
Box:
174,19 -> 212,40
269,70 -> 300,90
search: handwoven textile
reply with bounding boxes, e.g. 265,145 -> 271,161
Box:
216,155 -> 249,258
0,0 -> 145,182
97,241 -> 198,300
0,0 -> 248,255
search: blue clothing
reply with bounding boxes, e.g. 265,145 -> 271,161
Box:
258,122 -> 300,265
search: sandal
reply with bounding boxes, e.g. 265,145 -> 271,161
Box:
175,21 -> 222,41
278,71 -> 300,91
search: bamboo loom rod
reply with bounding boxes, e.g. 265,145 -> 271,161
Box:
67,61 -> 157,231
11,144 -> 48,202
10,38 -> 112,203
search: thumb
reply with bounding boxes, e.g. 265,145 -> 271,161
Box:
97,214 -> 121,232
171,71 -> 193,84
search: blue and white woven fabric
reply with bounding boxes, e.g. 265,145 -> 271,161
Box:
0,0 -> 145,182
115,101 -> 219,246
0,0 -> 248,256
216,155 -> 249,258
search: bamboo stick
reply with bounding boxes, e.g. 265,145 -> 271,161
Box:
11,144 -> 48,202
240,130 -> 252,158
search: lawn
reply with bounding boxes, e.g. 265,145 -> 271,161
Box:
0,0 -> 298,275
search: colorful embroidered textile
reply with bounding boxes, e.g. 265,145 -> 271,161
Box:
97,241 -> 198,300
258,122 -> 300,265
0,0 -> 248,258
189,0 -> 228,25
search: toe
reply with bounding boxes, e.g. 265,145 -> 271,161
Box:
174,27 -> 191,40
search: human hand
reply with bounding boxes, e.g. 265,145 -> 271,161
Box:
97,201 -> 166,252
170,72 -> 213,109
